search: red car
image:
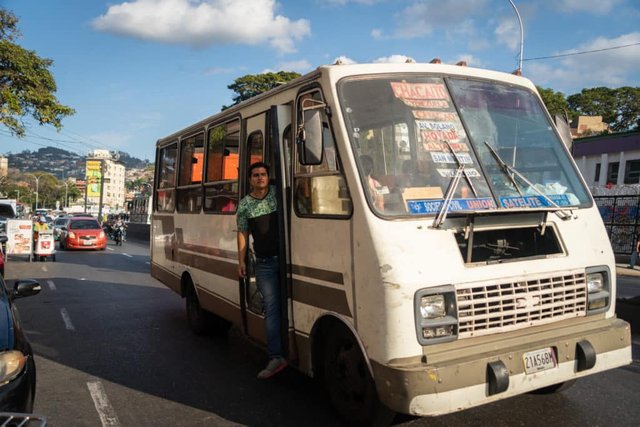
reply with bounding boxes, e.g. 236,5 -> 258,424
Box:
59,217 -> 106,250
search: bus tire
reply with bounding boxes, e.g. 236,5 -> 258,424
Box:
185,281 -> 209,336
323,324 -> 395,427
531,379 -> 577,394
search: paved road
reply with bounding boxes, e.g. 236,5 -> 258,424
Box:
3,241 -> 640,426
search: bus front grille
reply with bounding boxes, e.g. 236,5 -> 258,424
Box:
456,271 -> 587,338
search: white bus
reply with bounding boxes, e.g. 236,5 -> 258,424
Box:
151,62 -> 631,425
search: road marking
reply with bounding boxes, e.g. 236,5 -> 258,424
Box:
47,280 -> 56,291
146,262 -> 150,265
42,265 -> 48,272
633,338 -> 640,346
60,308 -> 75,331
107,247 -> 114,251
122,253 -> 133,258
87,380 -> 121,427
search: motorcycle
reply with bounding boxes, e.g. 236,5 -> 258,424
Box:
113,225 -> 125,246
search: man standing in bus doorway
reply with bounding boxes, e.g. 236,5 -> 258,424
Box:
237,162 -> 287,379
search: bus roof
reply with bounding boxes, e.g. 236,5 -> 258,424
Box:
155,62 -> 533,147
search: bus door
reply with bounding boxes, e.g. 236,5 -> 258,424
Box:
290,90 -> 354,344
241,109 -> 293,357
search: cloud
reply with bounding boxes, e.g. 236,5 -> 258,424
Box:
390,0 -> 489,39
454,54 -> 482,67
527,32 -> 640,92
373,54 -> 415,63
494,16 -> 520,51
554,0 -> 623,14
324,0 -> 382,5
332,55 -> 357,64
92,0 -> 310,53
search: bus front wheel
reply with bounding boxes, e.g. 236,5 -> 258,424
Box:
323,325 -> 395,427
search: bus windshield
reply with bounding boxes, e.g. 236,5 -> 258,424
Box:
338,75 -> 590,217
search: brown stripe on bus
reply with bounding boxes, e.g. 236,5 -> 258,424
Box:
293,279 -> 351,317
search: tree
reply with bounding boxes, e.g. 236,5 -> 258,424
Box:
567,87 -> 617,124
568,87 -> 640,132
537,86 -> 573,121
223,71 -> 301,110
0,8 -> 74,137
614,87 -> 640,132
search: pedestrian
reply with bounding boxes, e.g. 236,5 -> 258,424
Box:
236,162 -> 287,379
629,234 -> 640,269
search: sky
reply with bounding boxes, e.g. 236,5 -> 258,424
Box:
1,0 -> 639,161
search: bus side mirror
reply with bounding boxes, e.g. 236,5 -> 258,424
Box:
298,108 -> 324,165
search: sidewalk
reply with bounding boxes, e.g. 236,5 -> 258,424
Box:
616,263 -> 640,278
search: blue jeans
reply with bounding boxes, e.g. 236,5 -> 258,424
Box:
630,251 -> 639,268
255,256 -> 282,359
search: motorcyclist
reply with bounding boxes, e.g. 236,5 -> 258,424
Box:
33,215 -> 49,250
114,216 -> 127,243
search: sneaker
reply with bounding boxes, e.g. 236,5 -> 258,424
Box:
257,357 -> 288,379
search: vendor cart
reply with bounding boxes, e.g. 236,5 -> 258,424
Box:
33,230 -> 56,262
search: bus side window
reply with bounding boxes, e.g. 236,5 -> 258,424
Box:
294,91 -> 352,217
204,119 -> 240,214
176,133 -> 204,213
156,142 -> 177,212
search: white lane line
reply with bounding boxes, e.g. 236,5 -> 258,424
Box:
633,338 -> 640,346
60,308 -> 75,331
47,280 -> 56,291
106,247 -> 114,251
87,380 -> 121,427
122,253 -> 133,258
145,262 -> 150,265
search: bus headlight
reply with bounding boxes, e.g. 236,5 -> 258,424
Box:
414,286 -> 458,345
420,295 -> 446,319
586,267 -> 610,313
0,351 -> 27,385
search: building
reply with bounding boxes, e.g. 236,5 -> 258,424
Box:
0,156 -> 7,178
85,150 -> 126,212
571,116 -> 609,138
572,131 -> 640,189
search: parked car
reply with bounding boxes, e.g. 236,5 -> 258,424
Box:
0,203 -> 16,236
0,275 -> 41,412
59,217 -> 106,250
52,217 -> 70,241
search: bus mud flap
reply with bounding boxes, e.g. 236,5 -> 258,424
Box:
487,360 -> 509,396
576,340 -> 596,372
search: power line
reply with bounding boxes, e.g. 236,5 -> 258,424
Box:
523,42 -> 640,61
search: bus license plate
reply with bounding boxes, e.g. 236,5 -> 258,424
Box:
523,348 -> 557,374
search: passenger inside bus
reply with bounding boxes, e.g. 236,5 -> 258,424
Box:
360,155 -> 386,211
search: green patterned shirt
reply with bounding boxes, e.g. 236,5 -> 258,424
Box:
237,185 -> 279,257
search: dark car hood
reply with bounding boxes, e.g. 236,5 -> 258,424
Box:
0,297 -> 13,350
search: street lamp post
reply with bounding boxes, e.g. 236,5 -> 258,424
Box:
508,0 -> 524,74
25,173 -> 41,211
63,181 -> 69,209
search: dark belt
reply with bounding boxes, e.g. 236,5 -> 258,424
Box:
255,255 -> 278,262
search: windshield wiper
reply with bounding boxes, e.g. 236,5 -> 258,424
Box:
432,163 -> 464,229
432,141 -> 479,229
483,141 -> 572,220
446,141 -> 478,198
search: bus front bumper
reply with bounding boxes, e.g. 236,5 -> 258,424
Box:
372,317 -> 632,416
